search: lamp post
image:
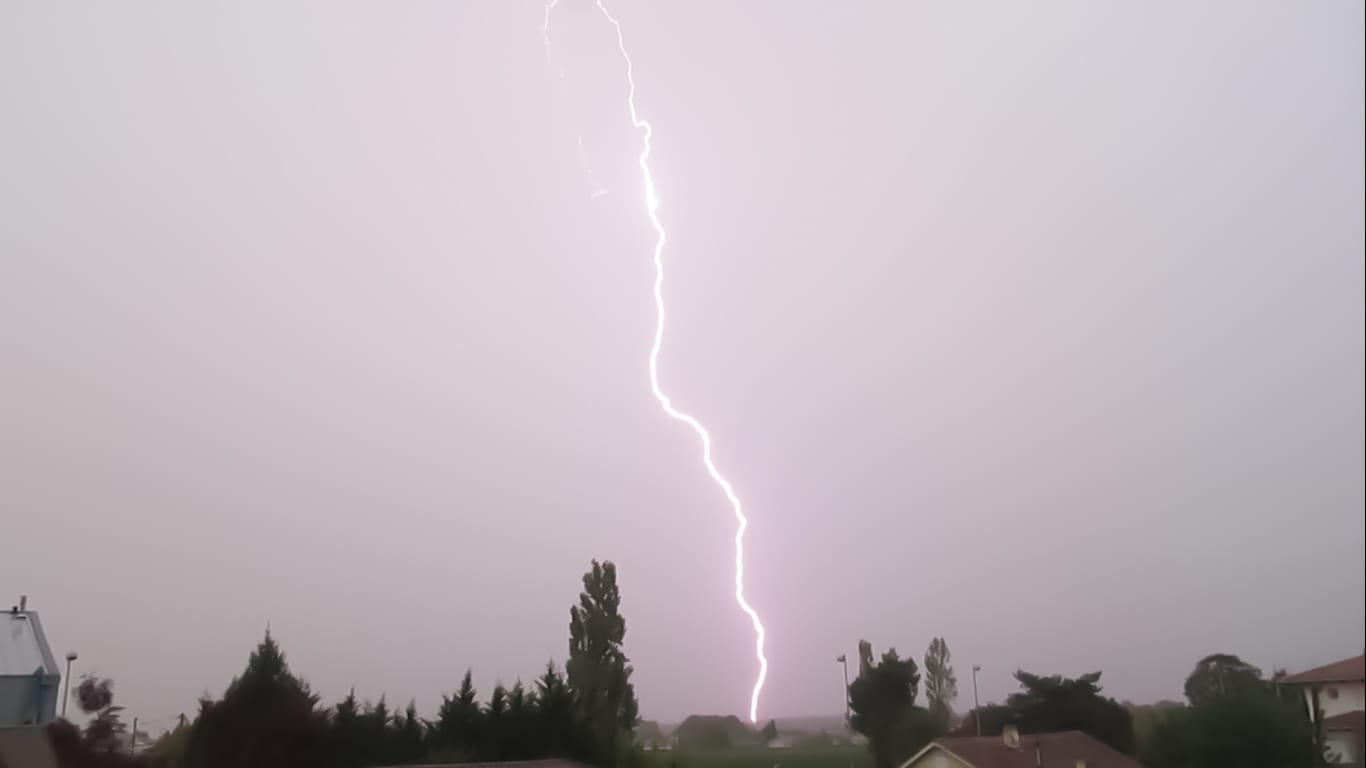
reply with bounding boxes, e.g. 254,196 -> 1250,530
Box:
971,665 -> 982,736
62,651 -> 78,718
836,654 -> 850,721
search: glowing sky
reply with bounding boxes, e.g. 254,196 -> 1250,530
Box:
2,0 -> 1362,727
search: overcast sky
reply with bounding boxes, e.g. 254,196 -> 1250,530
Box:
2,1 -> 1363,728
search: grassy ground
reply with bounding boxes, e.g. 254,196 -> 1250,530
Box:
642,746 -> 873,768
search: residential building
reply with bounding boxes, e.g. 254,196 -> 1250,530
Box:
899,725 -> 1142,768
1281,652 -> 1365,766
0,597 -> 62,727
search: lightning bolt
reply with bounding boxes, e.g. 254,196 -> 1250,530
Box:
542,0 -> 770,722
541,0 -> 607,200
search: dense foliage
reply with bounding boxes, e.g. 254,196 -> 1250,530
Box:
672,715 -> 753,751
568,560 -> 640,764
921,637 -> 957,728
954,653 -> 1323,768
44,560 -> 639,768
40,594 -> 1325,768
1142,654 -> 1319,768
847,639 -> 941,768
1181,653 -> 1267,705
1006,671 -> 1135,754
956,669 -> 1134,754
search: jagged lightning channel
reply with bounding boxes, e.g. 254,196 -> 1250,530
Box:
541,0 -> 607,200
542,0 -> 771,722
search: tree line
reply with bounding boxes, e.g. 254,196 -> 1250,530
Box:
40,560 -> 640,768
845,638 -> 1326,768
33,578 -> 1331,768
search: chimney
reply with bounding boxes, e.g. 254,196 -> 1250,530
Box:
19,595 -> 27,612
1002,724 -> 1020,749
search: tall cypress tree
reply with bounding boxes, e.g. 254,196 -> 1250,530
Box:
567,560 -> 639,766
923,637 -> 958,725
186,630 -> 331,768
433,670 -> 482,759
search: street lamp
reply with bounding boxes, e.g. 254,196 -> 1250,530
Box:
836,654 -> 850,722
62,651 -> 78,718
971,665 -> 982,737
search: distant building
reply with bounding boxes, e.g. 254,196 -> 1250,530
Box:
898,725 -> 1142,768
1280,652 -> 1365,766
0,597 -> 62,727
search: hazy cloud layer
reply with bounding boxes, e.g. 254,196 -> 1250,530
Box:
2,1 -> 1362,725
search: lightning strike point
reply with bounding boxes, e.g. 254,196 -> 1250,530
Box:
543,0 -> 770,723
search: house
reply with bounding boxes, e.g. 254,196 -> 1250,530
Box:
899,724 -> 1142,768
1280,652 -> 1365,766
0,597 -> 62,727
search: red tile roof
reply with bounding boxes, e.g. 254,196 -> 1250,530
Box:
1281,654 -> 1365,684
1324,711 -> 1365,732
908,731 -> 1142,768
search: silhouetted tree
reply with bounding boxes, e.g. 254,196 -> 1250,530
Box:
46,680 -> 148,768
1006,670 -> 1135,754
72,674 -> 128,754
358,696 -> 396,766
330,689 -> 364,767
182,630 -> 332,768
923,638 -> 957,727
143,717 -> 193,766
673,715 -> 744,750
567,560 -> 639,766
70,566 -> 662,767
431,670 -> 482,760
891,708 -> 943,764
392,700 -> 426,764
326,693 -> 397,767
46,719 -> 147,768
536,661 -> 592,760
480,684 -> 509,760
75,675 -> 114,712
1128,699 -> 1185,757
501,681 -> 539,760
848,640 -> 926,768
1183,653 -> 1265,705
953,704 -> 1013,737
760,719 -> 779,745
1146,690 -> 1316,768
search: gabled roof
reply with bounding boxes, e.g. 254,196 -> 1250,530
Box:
902,731 -> 1142,768
0,611 -> 59,679
1281,653 -> 1365,685
1323,711 -> 1365,732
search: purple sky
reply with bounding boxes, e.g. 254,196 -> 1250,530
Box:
2,0 -> 1363,729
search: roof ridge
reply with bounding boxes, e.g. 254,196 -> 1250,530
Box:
1281,653 -> 1366,684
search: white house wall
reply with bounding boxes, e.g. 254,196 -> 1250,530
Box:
1320,682 -> 1366,719
1323,731 -> 1362,766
